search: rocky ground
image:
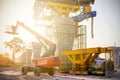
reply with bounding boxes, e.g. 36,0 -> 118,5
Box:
0,67 -> 120,80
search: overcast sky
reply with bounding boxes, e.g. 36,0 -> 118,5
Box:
0,0 -> 120,53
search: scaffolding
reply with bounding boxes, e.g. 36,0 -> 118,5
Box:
77,25 -> 86,49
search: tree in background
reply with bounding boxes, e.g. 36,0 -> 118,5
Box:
4,37 -> 26,61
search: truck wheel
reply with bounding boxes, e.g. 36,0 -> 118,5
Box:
48,68 -> 55,76
34,67 -> 41,76
21,66 -> 28,75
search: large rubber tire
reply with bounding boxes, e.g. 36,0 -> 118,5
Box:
34,67 -> 41,76
21,66 -> 28,75
48,68 -> 55,76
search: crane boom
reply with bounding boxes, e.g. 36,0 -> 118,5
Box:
16,21 -> 56,57
14,21 -> 60,76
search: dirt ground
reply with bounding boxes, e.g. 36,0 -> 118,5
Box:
0,67 -> 120,80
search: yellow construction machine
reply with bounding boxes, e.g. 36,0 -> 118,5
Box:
61,47 -> 119,76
